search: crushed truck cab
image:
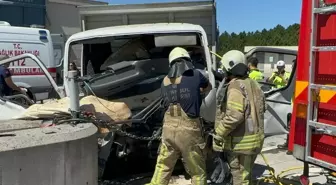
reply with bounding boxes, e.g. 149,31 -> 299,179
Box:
62,22 -> 218,179
63,23 -> 217,122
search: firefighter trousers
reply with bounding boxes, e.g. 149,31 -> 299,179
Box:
228,153 -> 258,185
147,106 -> 207,185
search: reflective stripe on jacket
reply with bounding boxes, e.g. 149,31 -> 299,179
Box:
217,132 -> 264,151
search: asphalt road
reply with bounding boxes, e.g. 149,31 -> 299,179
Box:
100,134 -> 336,185
166,134 -> 335,185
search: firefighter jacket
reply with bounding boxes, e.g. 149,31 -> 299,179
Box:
214,77 -> 266,155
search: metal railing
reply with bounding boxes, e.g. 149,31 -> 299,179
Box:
0,53 -> 65,98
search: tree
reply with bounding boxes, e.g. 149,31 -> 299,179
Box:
218,23 -> 300,55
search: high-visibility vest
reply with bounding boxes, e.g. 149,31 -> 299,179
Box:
249,69 -> 264,81
271,71 -> 291,88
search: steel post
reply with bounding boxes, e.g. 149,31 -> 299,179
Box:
67,70 -> 80,118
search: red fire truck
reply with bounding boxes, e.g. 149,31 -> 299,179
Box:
288,0 -> 336,184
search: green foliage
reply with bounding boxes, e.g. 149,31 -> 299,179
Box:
218,23 -> 300,55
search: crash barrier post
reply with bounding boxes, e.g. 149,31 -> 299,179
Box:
68,70 -> 80,118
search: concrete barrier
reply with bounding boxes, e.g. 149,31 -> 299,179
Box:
0,120 -> 98,185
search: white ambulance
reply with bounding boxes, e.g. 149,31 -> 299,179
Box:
0,22 -> 58,101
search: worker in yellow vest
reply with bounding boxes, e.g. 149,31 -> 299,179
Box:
213,50 -> 266,185
267,60 -> 291,88
247,57 -> 264,81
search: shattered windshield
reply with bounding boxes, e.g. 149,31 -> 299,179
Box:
68,33 -> 202,77
66,33 -> 206,105
100,38 -> 150,70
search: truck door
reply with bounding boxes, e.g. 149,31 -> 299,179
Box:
245,47 -> 297,136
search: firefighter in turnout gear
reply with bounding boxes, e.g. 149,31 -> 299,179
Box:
213,50 -> 266,185
147,47 -> 212,185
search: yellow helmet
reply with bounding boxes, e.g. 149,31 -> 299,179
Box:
168,47 -> 191,64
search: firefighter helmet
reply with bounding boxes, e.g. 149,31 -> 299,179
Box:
167,47 -> 194,78
221,50 -> 248,77
168,47 -> 191,64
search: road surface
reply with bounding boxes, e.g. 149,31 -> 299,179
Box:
99,134 -> 335,185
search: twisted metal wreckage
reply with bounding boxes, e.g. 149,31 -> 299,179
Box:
1,44 -> 300,185
0,23 -> 297,185
0,48 -> 296,185
57,73 -> 231,185
0,54 -> 232,185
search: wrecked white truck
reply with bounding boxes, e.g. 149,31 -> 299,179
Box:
65,23 -> 219,180
73,0 -> 222,181
1,22 -> 222,184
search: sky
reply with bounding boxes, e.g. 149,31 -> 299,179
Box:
101,0 -> 303,33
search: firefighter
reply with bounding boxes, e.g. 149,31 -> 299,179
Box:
147,47 -> 212,185
213,50 -> 266,185
247,57 -> 264,81
267,60 -> 291,88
